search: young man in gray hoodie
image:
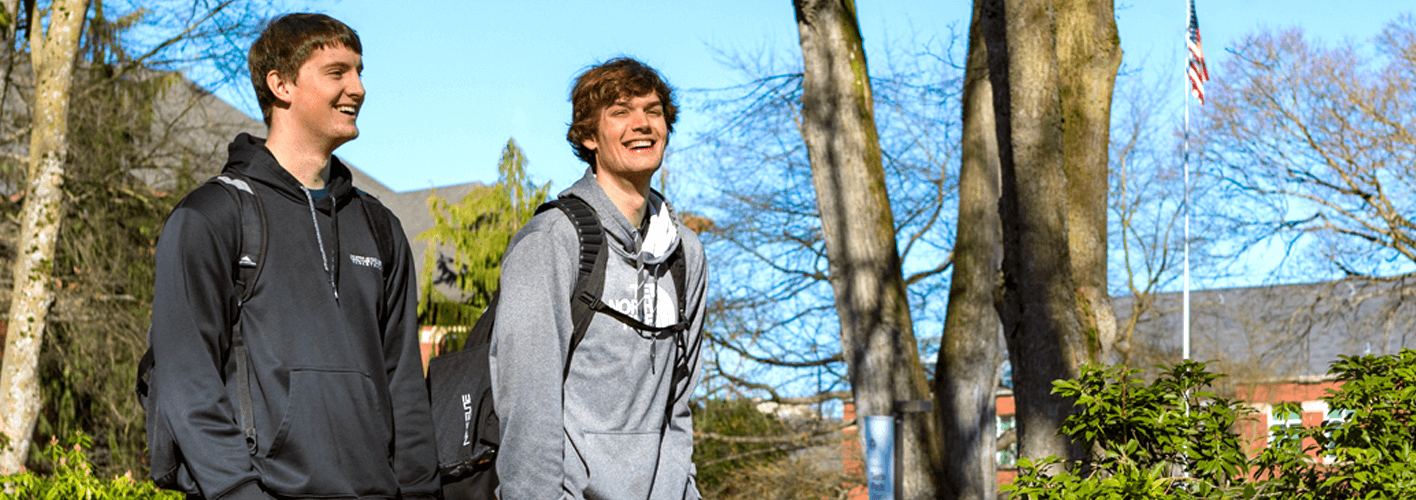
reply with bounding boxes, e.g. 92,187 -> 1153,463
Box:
489,57 -> 708,500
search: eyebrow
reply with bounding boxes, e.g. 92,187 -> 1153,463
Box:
322,61 -> 359,72
613,97 -> 662,108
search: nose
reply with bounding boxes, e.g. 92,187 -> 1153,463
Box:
347,72 -> 366,101
630,109 -> 651,132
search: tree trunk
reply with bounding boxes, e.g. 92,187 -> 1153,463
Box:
1056,0 -> 1121,366
985,0 -> 1082,467
0,0 -> 90,474
935,2 -> 1005,499
792,0 -> 940,498
0,0 -> 20,165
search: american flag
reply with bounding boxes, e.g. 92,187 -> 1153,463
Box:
1187,0 -> 1210,104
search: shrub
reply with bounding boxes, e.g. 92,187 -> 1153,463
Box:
1253,350 -> 1416,498
0,433 -> 181,499
1004,349 -> 1416,499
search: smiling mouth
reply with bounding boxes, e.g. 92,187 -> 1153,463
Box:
337,105 -> 358,116
626,139 -> 655,150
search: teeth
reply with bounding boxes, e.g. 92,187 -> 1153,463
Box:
628,140 -> 652,149
338,105 -> 357,115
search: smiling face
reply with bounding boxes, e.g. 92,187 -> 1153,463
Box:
582,92 -> 668,184
270,44 -> 364,150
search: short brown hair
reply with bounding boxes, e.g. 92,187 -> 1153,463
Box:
567,57 -> 678,167
248,13 -> 362,127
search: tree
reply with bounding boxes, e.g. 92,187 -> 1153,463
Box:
0,0 -> 91,474
935,2 -> 1005,499
980,0 -> 1121,467
688,40 -> 957,393
792,0 -> 941,497
1199,17 -> 1416,352
418,138 -> 549,331
1,0 -> 280,475
684,36 -> 959,494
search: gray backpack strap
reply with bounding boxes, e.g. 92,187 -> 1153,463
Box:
213,173 -> 265,454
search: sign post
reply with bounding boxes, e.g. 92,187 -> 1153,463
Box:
893,400 -> 933,500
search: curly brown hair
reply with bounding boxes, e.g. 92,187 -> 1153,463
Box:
566,57 -> 678,167
248,13 -> 362,127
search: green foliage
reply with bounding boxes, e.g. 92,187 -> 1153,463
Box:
1006,360 -> 1258,499
418,139 -> 549,336
1004,351 -> 1416,499
1251,350 -> 1416,499
691,399 -> 792,497
0,433 -> 181,499
10,63 -> 193,478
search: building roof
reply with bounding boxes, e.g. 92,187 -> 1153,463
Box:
1112,278 -> 1416,381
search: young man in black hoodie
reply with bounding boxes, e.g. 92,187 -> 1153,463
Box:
148,14 -> 438,500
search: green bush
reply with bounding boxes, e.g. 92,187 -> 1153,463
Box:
1,432 -> 181,499
1004,349 -> 1416,499
1253,349 -> 1416,498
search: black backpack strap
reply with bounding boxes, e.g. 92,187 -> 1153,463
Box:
536,196 -> 607,380
211,173 -> 264,454
355,190 -> 397,280
355,191 -> 398,326
586,248 -> 690,335
666,245 -> 691,378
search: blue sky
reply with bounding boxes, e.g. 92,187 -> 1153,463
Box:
211,1 -> 1414,193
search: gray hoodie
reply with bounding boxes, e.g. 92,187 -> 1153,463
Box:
489,169 -> 708,500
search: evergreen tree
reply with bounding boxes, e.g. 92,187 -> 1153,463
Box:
418,138 -> 550,340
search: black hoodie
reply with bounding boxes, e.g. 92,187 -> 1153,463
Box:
149,134 -> 438,499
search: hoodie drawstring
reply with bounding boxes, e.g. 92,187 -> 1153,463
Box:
301,186 -> 339,300
632,229 -> 656,373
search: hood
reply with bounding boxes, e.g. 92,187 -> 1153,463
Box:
560,167 -> 681,265
222,133 -> 354,300
221,133 -> 358,208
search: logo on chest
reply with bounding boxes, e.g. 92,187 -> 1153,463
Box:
603,280 -> 678,328
350,254 -> 382,270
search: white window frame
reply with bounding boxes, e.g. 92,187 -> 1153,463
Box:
1267,404 -> 1305,447
996,414 -> 1018,468
1321,405 -> 1353,464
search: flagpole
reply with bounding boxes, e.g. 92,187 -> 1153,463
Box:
1181,0 -> 1202,363
1183,91 -> 1191,362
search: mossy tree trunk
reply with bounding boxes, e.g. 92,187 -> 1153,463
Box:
1056,0 -> 1121,370
935,2 -> 1006,499
792,0 -> 940,498
981,0 -> 1120,469
0,0 -> 90,474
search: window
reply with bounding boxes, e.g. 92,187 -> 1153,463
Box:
1322,407 -> 1353,463
1268,405 -> 1304,448
997,414 -> 1018,467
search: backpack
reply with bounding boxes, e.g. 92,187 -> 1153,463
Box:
135,172 -> 396,492
426,195 -> 691,500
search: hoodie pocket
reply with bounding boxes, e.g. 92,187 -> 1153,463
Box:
261,368 -> 395,495
581,431 -> 659,500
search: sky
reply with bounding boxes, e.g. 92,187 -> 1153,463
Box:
209,1 -> 1416,194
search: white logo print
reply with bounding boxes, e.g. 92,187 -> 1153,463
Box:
461,394 -> 473,446
350,254 -> 382,270
604,280 -> 678,328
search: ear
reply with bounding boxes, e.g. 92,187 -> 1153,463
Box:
581,137 -> 598,152
266,70 -> 294,104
